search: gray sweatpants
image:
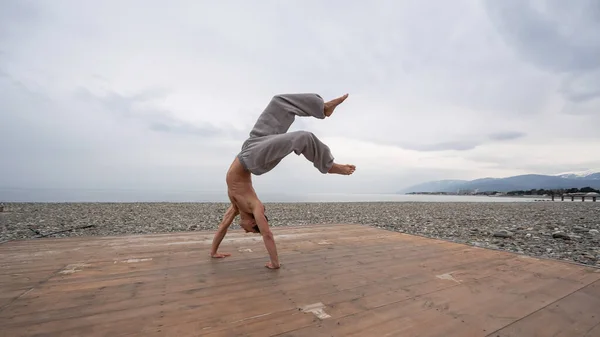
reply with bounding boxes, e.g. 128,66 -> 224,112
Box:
237,93 -> 335,175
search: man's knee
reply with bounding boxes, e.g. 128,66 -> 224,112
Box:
294,130 -> 316,143
293,131 -> 330,153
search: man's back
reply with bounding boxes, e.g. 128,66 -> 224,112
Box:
226,157 -> 258,215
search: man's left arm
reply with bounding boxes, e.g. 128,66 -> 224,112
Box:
210,204 -> 238,258
253,205 -> 280,269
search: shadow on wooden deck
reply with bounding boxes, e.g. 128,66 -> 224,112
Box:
1,224 -> 599,336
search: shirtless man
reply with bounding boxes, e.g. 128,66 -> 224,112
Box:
209,93 -> 356,269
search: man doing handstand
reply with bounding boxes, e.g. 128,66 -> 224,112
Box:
209,93 -> 356,269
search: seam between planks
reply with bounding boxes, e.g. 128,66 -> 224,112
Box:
484,278 -> 600,337
583,320 -> 600,336
0,263 -> 70,314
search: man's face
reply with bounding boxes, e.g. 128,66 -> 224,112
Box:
239,217 -> 259,233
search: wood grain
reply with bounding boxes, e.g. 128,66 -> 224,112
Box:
0,224 -> 598,337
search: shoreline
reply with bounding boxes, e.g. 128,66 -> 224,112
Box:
0,191 -> 552,203
0,196 -> 550,204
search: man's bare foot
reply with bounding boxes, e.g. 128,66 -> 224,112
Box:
265,261 -> 280,269
210,252 -> 231,258
324,93 -> 349,117
328,163 -> 356,175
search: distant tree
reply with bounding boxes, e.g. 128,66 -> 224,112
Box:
504,187 -> 600,195
580,187 -> 600,193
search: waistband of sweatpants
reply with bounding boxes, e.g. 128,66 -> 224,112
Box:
237,152 -> 250,172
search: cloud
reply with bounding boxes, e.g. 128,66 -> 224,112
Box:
484,0 -> 600,109
463,138 -> 600,177
387,130 -> 527,152
558,70 -> 600,104
488,131 -> 526,141
2,0 -> 600,200
74,88 -> 244,139
400,141 -> 481,152
484,0 -> 600,72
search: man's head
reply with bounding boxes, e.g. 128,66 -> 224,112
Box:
239,210 -> 268,234
239,216 -> 259,233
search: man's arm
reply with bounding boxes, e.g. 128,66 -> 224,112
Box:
210,204 -> 238,258
253,205 -> 280,269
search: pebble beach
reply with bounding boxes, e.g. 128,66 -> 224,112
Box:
1,202 -> 599,267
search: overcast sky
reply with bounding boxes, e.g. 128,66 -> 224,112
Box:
1,0 -> 600,200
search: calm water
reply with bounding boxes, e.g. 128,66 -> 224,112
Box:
264,193 -> 545,203
0,188 -> 547,203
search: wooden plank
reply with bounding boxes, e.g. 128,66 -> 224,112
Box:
148,245 -> 577,336
275,270 -> 599,337
3,239 -> 434,301
0,226 -> 438,335
583,323 -> 600,337
276,258 -> 600,337
490,279 -> 600,337
276,294 -> 486,337
149,251 -> 497,336
0,224 -> 598,337
0,240 -> 458,327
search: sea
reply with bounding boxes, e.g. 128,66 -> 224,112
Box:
0,188 -> 549,203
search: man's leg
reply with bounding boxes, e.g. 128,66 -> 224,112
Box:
248,93 -> 347,138
238,93 -> 354,175
242,130 -> 355,175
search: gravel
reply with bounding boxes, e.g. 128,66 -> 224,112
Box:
1,202 -> 599,267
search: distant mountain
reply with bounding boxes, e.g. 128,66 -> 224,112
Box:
401,171 -> 600,193
554,169 -> 600,180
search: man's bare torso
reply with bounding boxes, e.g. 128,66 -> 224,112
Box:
226,157 -> 260,218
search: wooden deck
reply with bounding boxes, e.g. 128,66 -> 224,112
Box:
1,224 -> 599,337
